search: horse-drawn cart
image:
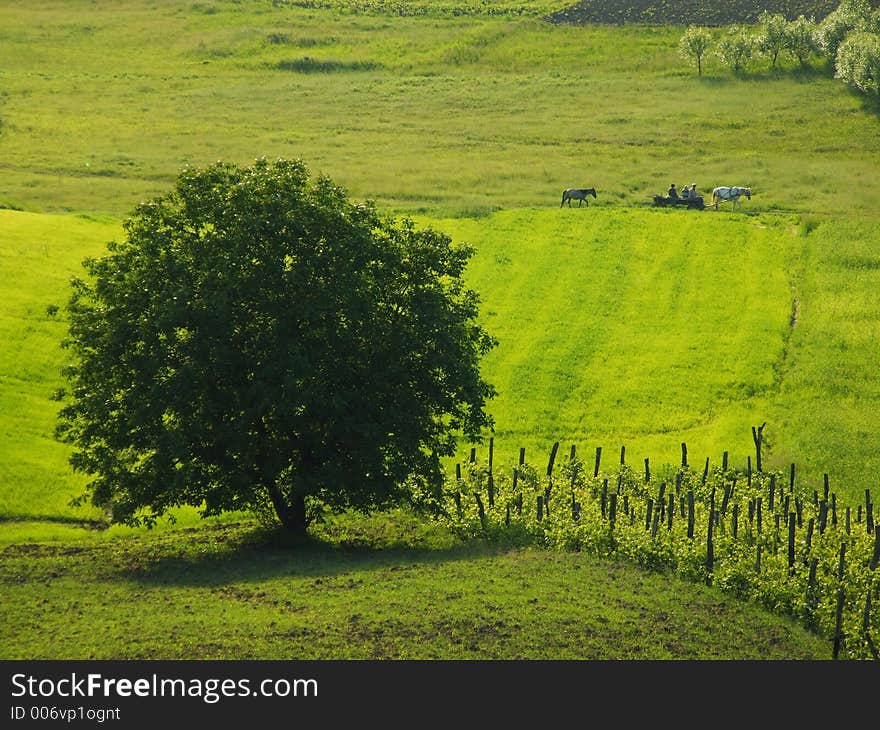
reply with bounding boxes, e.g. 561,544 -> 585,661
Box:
651,194 -> 705,210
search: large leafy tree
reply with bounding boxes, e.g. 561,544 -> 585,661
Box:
56,158 -> 496,534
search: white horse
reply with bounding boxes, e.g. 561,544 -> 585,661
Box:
561,188 -> 597,207
711,186 -> 751,210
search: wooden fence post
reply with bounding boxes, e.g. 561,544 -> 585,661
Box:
487,438 -> 495,508
721,483 -> 732,515
863,587 -> 879,660
871,524 -> 880,571
752,422 -> 766,472
594,446 -> 602,478
788,512 -> 796,576
687,490 -> 695,539
805,518 -> 814,563
705,487 -> 716,584
681,442 -> 688,468
756,497 -> 763,536
806,557 -> 819,629
547,441 -> 559,478
644,457 -> 650,484
475,493 -> 487,532
861,525 -> 880,659
601,479 -> 608,518
832,542 -> 847,660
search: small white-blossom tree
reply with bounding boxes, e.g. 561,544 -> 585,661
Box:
679,25 -> 713,76
757,11 -> 789,68
715,25 -> 755,74
785,15 -> 820,68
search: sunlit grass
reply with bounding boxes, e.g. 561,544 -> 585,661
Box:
4,205 -> 879,536
0,3 -> 878,218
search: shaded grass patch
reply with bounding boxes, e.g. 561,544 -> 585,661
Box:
0,516 -> 831,659
275,56 -> 382,72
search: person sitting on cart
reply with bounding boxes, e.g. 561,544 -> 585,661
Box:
681,185 -> 691,200
689,183 -> 698,199
668,183 -> 678,198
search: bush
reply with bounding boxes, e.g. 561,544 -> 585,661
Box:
435,438 -> 880,660
816,0 -> 878,58
836,31 -> 880,95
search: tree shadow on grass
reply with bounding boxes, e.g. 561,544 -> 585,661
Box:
116,514 -> 507,588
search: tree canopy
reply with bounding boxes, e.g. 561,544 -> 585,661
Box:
56,158 -> 496,533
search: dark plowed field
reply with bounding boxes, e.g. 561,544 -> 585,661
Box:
545,0 -> 871,26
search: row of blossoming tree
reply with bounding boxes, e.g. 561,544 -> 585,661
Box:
679,0 -> 880,97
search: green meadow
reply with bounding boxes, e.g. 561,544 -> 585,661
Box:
0,518 -> 830,660
2,0 -> 880,659
2,1 -> 880,218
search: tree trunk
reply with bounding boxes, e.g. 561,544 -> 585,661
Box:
266,482 -> 309,535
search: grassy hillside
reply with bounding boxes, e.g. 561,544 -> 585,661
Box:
0,211 -> 118,523
437,207 -> 880,503
1,2 -> 880,219
0,517 -> 831,659
2,1 -> 879,662
3,204 -> 879,532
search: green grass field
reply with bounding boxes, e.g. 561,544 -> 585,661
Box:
2,1 -> 880,218
0,516 -> 830,659
2,0 -> 880,660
